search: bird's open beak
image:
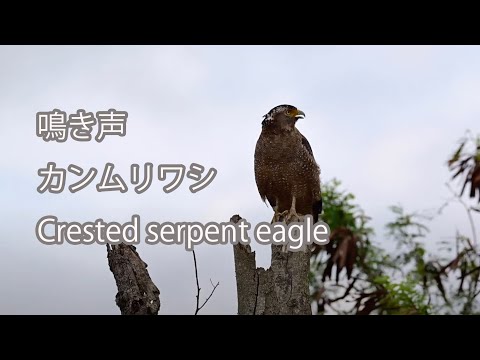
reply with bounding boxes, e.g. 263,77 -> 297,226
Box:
295,109 -> 305,119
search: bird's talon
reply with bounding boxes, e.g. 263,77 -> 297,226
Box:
285,211 -> 303,224
280,210 -> 289,220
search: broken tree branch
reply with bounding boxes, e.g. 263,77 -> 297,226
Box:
107,244 -> 160,315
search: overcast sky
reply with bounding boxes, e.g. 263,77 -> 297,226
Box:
0,45 -> 479,314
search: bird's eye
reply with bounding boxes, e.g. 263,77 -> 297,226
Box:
285,110 -> 291,116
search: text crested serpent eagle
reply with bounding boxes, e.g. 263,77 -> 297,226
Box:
254,105 -> 322,224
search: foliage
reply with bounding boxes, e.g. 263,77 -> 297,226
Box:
310,132 -> 480,315
448,131 -> 480,203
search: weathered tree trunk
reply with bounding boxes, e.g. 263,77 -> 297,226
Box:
232,215 -> 312,315
107,244 -> 160,315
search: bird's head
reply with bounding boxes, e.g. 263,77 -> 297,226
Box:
261,104 -> 305,130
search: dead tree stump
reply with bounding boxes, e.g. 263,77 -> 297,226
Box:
231,215 -> 312,315
107,244 -> 160,315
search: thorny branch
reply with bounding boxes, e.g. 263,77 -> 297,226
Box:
192,249 -> 220,315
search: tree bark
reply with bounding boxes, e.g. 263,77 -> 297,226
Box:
231,215 -> 312,315
107,244 -> 160,315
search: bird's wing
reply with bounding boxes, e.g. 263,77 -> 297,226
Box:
301,134 -> 314,158
300,132 -> 322,221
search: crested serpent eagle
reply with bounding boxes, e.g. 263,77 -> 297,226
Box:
254,104 -> 322,224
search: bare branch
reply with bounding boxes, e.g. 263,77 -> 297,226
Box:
192,249 -> 219,315
192,249 -> 201,314
198,280 -> 220,313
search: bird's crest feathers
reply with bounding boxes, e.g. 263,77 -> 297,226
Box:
262,104 -> 298,126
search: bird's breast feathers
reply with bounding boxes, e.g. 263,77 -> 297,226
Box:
255,128 -> 318,169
